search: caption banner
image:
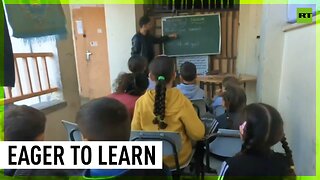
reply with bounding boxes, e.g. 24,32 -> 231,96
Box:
0,141 -> 162,169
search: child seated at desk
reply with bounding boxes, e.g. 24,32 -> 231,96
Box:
212,75 -> 241,117
77,97 -> 170,179
176,61 -> 205,100
127,55 -> 156,90
218,103 -> 295,179
109,72 -> 148,120
216,85 -> 247,130
128,55 -> 148,74
131,56 -> 205,168
4,105 -> 79,177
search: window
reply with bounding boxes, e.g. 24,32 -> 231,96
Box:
4,19 -> 63,106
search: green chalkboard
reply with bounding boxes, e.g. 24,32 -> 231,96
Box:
162,14 -> 221,56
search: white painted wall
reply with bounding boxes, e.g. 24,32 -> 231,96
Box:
237,5 -> 263,103
237,5 -> 262,75
257,4 -> 288,106
278,24 -> 316,176
105,5 -> 137,91
135,5 -> 144,31
238,4 -> 316,175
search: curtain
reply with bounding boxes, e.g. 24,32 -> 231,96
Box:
3,16 -> 15,87
5,4 -> 66,40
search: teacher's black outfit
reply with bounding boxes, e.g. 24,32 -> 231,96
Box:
131,32 -> 170,64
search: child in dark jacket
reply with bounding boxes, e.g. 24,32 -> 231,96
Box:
216,85 -> 247,130
218,103 -> 296,179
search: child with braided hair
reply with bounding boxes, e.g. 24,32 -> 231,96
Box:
218,103 -> 296,179
131,56 -> 205,168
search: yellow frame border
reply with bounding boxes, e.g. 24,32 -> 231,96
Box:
0,0 -> 318,5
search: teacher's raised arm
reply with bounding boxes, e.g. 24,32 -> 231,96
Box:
131,16 -> 177,65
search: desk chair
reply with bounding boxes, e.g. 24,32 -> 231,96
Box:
191,99 -> 207,117
61,120 -> 83,141
82,168 -> 171,180
204,129 -> 242,173
193,104 -> 201,117
130,131 -> 199,178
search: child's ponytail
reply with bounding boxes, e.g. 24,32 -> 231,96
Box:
149,56 -> 175,129
281,135 -> 296,176
223,85 -> 247,129
225,109 -> 233,129
153,76 -> 168,129
240,103 -> 296,176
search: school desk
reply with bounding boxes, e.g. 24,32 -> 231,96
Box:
197,74 -> 257,98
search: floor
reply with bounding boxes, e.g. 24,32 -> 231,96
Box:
179,154 -> 223,179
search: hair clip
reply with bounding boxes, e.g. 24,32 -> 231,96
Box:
158,76 -> 165,81
239,121 -> 247,137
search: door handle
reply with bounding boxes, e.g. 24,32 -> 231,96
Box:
86,50 -> 92,61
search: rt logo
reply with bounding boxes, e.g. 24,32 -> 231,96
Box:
297,8 -> 313,23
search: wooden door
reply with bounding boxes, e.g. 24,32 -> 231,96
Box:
72,7 -> 111,99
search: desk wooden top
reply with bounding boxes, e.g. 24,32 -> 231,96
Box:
197,74 -> 257,84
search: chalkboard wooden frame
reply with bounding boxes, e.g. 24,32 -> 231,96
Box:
161,13 -> 221,57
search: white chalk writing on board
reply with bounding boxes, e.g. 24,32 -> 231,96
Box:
177,56 -> 209,75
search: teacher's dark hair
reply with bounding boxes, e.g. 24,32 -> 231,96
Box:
139,16 -> 151,28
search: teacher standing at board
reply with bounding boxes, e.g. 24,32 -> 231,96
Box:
131,16 -> 177,64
